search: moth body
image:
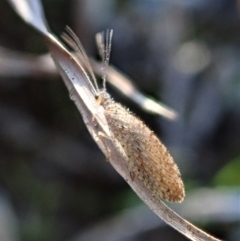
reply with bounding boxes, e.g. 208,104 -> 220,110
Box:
99,91 -> 185,202
62,27 -> 185,203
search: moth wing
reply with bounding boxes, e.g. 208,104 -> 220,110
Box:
129,126 -> 185,202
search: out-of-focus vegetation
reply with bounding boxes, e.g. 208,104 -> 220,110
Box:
0,0 -> 239,241
214,156 -> 240,186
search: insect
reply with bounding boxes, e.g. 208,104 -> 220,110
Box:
62,27 -> 185,203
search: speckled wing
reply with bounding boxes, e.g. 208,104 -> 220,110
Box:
101,93 -> 185,202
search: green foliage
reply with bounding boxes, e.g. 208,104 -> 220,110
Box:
213,156 -> 240,186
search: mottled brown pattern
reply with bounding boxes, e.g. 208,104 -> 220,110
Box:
99,91 -> 185,202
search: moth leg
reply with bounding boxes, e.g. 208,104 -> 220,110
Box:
88,114 -> 97,124
98,131 -> 112,162
85,116 -> 96,125
130,171 -> 135,181
84,111 -> 101,124
98,131 -> 112,140
90,96 -> 103,122
95,94 -> 102,105
98,131 -> 129,167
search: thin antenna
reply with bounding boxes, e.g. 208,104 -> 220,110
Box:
61,26 -> 100,93
96,29 -> 113,91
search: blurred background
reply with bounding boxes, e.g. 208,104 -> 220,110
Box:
0,0 -> 240,241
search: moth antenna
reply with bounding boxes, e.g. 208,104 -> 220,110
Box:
61,26 -> 100,93
95,29 -> 113,91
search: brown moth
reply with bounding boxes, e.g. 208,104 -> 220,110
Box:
62,27 -> 185,203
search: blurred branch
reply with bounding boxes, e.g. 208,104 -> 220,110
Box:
0,47 -> 56,78
90,59 -> 177,119
70,188 -> 240,241
0,194 -> 19,241
0,46 -> 176,119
